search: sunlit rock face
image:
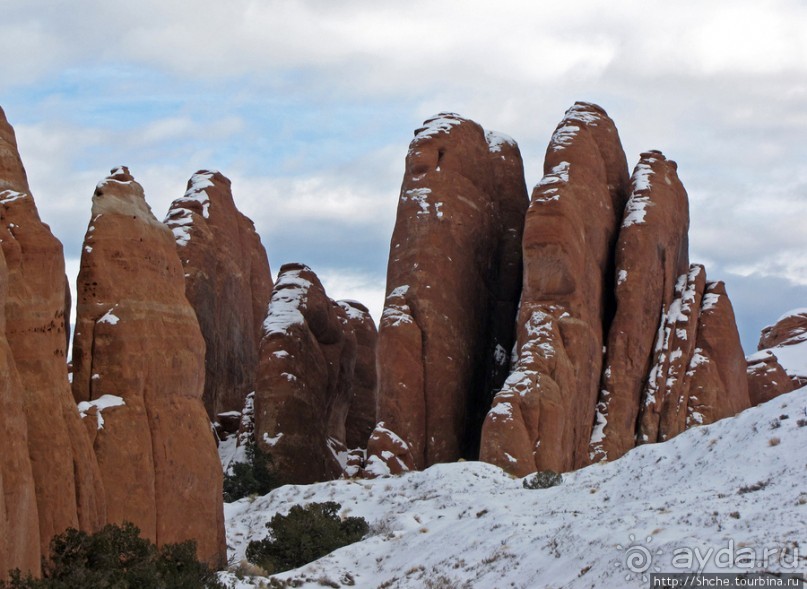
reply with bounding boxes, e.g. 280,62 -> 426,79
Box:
72,166 -> 226,567
371,113 -> 529,474
0,106 -> 106,570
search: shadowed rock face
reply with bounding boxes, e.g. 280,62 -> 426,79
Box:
338,300 -> 378,450
372,113 -> 529,472
71,167 -> 225,567
164,170 -> 272,420
480,102 -> 630,476
254,263 -> 366,484
0,107 -> 106,565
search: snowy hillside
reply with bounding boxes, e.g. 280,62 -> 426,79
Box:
220,387 -> 807,588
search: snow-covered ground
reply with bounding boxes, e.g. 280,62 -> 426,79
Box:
219,387 -> 807,588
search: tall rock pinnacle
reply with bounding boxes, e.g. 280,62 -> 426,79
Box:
479,102 -> 630,475
72,166 -> 226,566
165,170 -> 273,420
370,113 -> 529,472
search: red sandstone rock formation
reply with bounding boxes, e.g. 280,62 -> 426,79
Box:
758,308 -> 807,350
590,150 -> 692,463
338,300 -> 378,450
753,308 -> 807,389
684,282 -> 751,425
0,107 -> 106,563
254,263 -> 361,484
372,113 -> 528,472
746,350 -> 794,405
480,102 -> 630,476
164,170 -> 272,419
71,167 -> 225,566
636,264 -> 707,444
0,240 -> 40,578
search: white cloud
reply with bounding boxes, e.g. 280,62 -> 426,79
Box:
4,0 -> 807,352
316,268 -> 386,326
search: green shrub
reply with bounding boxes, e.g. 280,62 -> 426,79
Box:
223,441 -> 281,502
1,522 -> 224,589
522,470 -> 562,489
246,502 -> 368,574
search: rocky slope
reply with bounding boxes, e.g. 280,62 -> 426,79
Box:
71,166 -> 226,566
164,170 -> 272,420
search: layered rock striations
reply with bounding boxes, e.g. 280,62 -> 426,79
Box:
71,167 -> 225,566
372,113 -> 529,472
0,107 -> 106,564
480,102 -> 630,475
164,170 -> 272,420
255,264 -> 377,484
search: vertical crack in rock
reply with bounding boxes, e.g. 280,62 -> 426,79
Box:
481,102 -> 629,475
372,112 -> 528,472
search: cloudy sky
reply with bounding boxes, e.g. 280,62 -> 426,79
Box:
2,0 -> 807,352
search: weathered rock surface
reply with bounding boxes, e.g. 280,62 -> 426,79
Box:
254,263 -> 360,484
636,264 -> 707,444
71,167 -> 225,566
164,171 -> 272,419
684,282 -> 751,425
338,300 -> 378,450
480,102 -> 629,476
479,104 -> 752,476
0,107 -> 106,563
758,308 -> 807,350
746,350 -> 794,406
373,113 -> 529,471
0,237 -> 40,578
365,423 -> 415,476
754,308 -> 807,388
590,150 -> 692,463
